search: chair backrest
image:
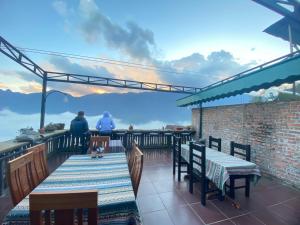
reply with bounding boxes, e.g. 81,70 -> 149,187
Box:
7,152 -> 35,206
128,140 -> 138,173
208,136 -> 222,152
130,146 -> 144,198
29,190 -> 98,225
89,136 -> 110,153
189,142 -> 206,177
173,136 -> 181,160
230,141 -> 251,161
27,143 -> 49,186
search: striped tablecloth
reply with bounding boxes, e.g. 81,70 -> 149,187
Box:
181,144 -> 261,193
109,140 -> 125,153
3,153 -> 141,225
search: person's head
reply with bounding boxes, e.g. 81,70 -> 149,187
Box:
78,111 -> 85,118
103,111 -> 110,118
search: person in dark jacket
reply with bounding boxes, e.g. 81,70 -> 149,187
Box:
70,111 -> 89,153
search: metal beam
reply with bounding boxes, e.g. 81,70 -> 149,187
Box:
0,36 -> 45,79
46,71 -> 201,94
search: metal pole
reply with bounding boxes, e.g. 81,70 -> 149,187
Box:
288,24 -> 296,95
40,73 -> 47,129
199,103 -> 203,139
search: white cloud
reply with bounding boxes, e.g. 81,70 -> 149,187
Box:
0,109 -> 190,141
52,0 -> 68,17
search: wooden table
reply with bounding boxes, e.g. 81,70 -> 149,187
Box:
3,153 -> 141,225
181,144 -> 261,193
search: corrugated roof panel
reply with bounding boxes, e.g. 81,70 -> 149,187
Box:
177,53 -> 300,107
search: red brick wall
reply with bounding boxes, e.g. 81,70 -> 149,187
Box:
192,101 -> 300,188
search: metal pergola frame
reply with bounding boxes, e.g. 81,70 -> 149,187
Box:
0,35 -> 203,129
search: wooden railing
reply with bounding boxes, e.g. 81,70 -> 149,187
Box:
0,129 -> 194,196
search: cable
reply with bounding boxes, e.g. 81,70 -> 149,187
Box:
0,45 -> 201,76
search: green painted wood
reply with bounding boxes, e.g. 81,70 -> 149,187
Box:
177,54 -> 300,106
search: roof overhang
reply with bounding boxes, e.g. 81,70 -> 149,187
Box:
176,52 -> 300,107
264,17 -> 300,45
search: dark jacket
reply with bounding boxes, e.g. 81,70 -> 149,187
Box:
70,116 -> 89,137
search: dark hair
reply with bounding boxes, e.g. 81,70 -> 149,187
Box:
78,111 -> 84,116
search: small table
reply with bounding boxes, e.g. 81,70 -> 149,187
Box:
181,144 -> 261,193
3,153 -> 141,225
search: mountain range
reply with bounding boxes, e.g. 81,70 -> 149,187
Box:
0,89 -> 252,124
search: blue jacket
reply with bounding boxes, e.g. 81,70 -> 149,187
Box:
96,112 -> 115,132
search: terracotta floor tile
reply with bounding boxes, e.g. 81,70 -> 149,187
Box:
153,180 -> 178,193
211,219 -> 235,225
211,198 -> 249,218
137,194 -> 165,213
137,181 -> 157,197
252,208 -> 290,225
142,210 -> 174,225
269,203 -> 300,225
159,191 -> 187,209
231,214 -> 265,225
167,205 -> 204,225
191,201 -> 227,224
283,197 -> 300,212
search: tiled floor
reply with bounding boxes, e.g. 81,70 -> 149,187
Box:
137,150 -> 300,225
0,150 -> 299,225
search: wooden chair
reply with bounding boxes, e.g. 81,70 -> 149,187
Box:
227,141 -> 251,198
128,140 -> 138,173
89,136 -> 110,153
29,190 -> 98,225
172,136 -> 188,181
208,136 -> 222,152
27,143 -> 49,186
130,146 -> 144,198
7,152 -> 35,206
188,142 -> 208,205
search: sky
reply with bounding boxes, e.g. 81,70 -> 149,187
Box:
0,0 -> 291,96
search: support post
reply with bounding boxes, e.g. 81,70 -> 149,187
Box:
288,24 -> 296,95
199,103 -> 203,139
40,73 -> 47,129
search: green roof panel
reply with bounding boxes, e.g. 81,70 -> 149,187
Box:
177,52 -> 300,107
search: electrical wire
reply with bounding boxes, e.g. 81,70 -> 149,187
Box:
0,45 -> 201,76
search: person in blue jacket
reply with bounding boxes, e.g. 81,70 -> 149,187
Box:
96,111 -> 116,137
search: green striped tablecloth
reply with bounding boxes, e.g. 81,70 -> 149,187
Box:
181,144 -> 261,193
109,140 -> 125,153
3,153 -> 141,225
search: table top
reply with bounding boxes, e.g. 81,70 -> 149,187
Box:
108,140 -> 125,153
181,144 -> 261,192
3,153 -> 141,225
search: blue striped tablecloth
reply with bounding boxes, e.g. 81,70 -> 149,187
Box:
109,140 -> 125,153
3,153 -> 141,225
181,144 -> 261,193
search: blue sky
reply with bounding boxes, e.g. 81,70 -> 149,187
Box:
0,0 -> 290,95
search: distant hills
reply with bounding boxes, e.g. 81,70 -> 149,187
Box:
0,89 -> 252,124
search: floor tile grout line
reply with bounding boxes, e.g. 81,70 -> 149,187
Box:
186,203 -> 207,225
206,217 -> 235,225
209,200 -> 231,219
267,196 -> 299,208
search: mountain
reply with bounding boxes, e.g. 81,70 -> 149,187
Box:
0,90 -> 190,123
0,90 -> 252,124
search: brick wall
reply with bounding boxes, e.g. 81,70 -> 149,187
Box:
192,101 -> 300,188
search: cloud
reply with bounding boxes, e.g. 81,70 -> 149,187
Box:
156,50 -> 256,87
52,0 -> 68,17
79,0 -> 155,60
